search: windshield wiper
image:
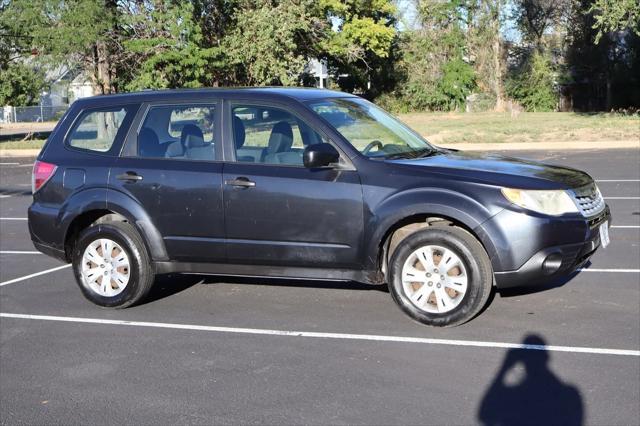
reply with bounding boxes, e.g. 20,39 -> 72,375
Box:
384,148 -> 436,160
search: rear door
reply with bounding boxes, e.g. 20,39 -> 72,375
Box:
110,100 -> 226,262
222,101 -> 364,269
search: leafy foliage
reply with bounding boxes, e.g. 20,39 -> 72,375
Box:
121,1 -> 224,90
506,52 -> 557,111
589,0 -> 640,42
225,0 -> 324,86
381,0 -> 477,111
0,0 -> 639,113
0,61 -> 45,106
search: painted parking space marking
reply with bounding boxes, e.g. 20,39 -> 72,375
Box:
0,264 -> 70,287
1,313 -> 638,357
596,179 -> 640,182
0,217 -> 28,221
0,162 -> 21,166
0,251 -> 41,254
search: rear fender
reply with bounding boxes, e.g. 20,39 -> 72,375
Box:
57,187 -> 168,261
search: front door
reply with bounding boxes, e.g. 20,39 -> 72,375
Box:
222,102 -> 364,269
110,101 -> 225,262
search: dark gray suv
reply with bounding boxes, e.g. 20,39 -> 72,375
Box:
28,88 -> 611,326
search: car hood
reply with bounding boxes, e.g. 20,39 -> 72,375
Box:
387,149 -> 593,189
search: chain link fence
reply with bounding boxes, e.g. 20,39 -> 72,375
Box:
2,105 -> 69,123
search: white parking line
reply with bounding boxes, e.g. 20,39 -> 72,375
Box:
1,312 -> 638,356
596,179 -> 640,182
0,264 -> 71,287
0,251 -> 41,254
0,217 -> 27,221
611,226 -> 640,229
0,162 -> 20,166
578,268 -> 640,273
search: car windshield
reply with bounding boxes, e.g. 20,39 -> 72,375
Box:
308,97 -> 436,159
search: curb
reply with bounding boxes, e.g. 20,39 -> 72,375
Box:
437,140 -> 640,151
0,149 -> 41,157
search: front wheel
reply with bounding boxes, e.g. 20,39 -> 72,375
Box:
71,221 -> 155,308
388,226 -> 493,327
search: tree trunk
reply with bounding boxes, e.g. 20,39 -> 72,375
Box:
492,0 -> 504,111
95,41 -> 113,94
494,35 -> 504,111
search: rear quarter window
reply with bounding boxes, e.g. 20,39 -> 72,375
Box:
66,106 -> 134,154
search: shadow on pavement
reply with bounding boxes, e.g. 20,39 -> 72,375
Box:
199,275 -> 390,293
142,273 -> 389,305
478,334 -> 583,426
143,274 -> 204,304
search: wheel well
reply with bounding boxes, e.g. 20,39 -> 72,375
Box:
64,210 -> 128,261
379,214 -> 483,277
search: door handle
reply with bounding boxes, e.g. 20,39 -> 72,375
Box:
116,172 -> 143,182
225,177 -> 256,188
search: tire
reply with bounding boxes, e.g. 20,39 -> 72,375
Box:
388,226 -> 493,327
71,221 -> 155,308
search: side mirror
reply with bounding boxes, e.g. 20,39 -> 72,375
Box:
303,143 -> 340,168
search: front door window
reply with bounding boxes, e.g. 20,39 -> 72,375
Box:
231,105 -> 327,165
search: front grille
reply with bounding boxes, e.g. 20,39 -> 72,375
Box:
571,183 -> 605,217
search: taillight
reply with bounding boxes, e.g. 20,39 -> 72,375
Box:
32,160 -> 57,194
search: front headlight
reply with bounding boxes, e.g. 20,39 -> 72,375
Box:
501,188 -> 579,216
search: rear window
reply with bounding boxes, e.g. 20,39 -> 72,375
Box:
67,106 -> 133,153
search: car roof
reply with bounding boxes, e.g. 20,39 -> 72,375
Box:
73,87 -> 358,107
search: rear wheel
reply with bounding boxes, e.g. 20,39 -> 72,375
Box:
388,226 -> 493,327
72,221 -> 154,308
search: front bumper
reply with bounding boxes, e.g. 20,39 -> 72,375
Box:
478,205 -> 611,289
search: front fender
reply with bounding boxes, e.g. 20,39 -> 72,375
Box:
363,188 -> 500,270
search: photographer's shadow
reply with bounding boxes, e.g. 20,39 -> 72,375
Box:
478,334 -> 584,426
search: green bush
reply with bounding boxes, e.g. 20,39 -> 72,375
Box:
506,52 -> 557,112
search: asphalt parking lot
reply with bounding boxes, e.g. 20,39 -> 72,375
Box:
1,149 -> 639,425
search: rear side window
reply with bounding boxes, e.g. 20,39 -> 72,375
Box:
67,107 -> 131,153
138,104 -> 217,161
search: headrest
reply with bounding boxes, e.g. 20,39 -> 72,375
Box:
181,124 -> 205,148
138,127 -> 165,157
267,121 -> 293,154
233,116 -> 246,149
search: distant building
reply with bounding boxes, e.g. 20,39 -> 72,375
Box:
42,65 -> 94,106
307,59 -> 329,88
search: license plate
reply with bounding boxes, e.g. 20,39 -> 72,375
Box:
599,220 -> 610,249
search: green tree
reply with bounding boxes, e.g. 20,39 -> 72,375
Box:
565,0 -> 640,110
511,0 -> 571,51
465,0 -> 505,110
320,0 -> 397,95
0,61 -> 45,106
589,0 -> 640,42
0,0 -> 117,94
122,0 -> 225,90
383,0 -> 476,111
225,0 -> 325,86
